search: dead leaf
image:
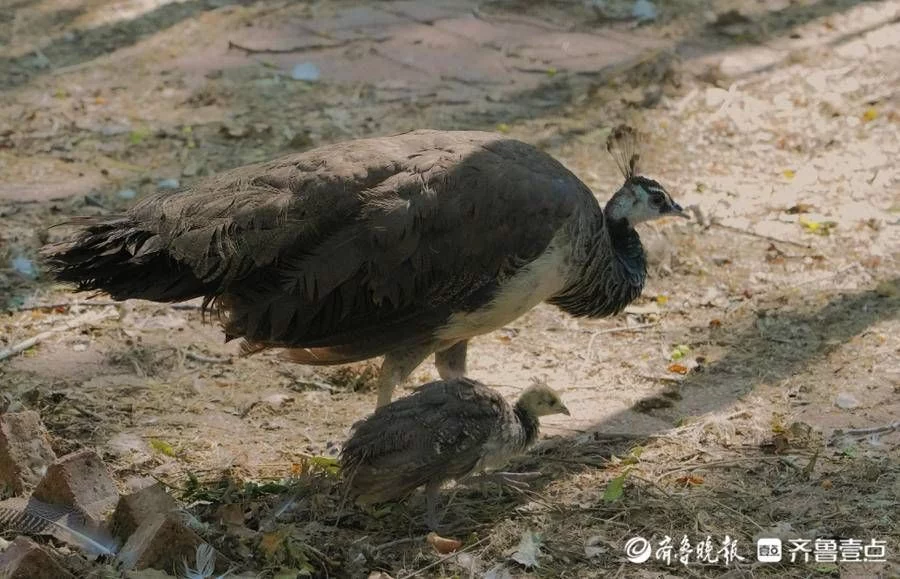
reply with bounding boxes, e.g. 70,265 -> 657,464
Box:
259,529 -> 288,559
709,319 -> 722,329
584,535 -> 606,558
510,531 -> 542,568
217,503 -> 244,527
785,203 -> 814,214
675,474 -> 705,486
862,106 -> 878,122
667,363 -> 690,374
427,532 -> 462,554
875,280 -> 898,297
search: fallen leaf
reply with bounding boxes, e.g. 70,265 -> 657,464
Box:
217,503 -> 244,527
798,216 -> 837,235
584,536 -> 606,558
427,532 -> 462,554
875,280 -> 897,297
669,344 -> 690,360
675,474 -> 705,486
149,439 -> 176,457
496,123 -> 510,133
782,169 -> 795,179
259,529 -> 288,559
667,363 -> 689,374
820,479 -> 833,490
510,531 -> 542,568
785,203 -> 814,214
129,127 -> 150,145
862,106 -> 878,122
709,319 -> 722,328
603,470 -> 629,503
656,294 -> 669,305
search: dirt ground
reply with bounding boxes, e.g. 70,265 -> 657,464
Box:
1,0 -> 898,577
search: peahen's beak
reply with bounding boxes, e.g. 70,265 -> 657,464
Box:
667,201 -> 690,219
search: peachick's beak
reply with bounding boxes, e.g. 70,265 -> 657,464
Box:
560,404 -> 571,416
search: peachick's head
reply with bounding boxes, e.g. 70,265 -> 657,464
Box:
516,380 -> 570,418
603,124 -> 688,227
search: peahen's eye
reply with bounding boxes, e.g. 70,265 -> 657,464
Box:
650,192 -> 665,206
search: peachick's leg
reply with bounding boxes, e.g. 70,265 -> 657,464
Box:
376,345 -> 433,408
434,340 -> 468,380
465,471 -> 542,492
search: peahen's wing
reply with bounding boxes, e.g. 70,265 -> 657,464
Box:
44,130 -> 594,357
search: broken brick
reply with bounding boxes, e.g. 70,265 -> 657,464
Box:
117,512 -> 207,571
0,535 -> 75,579
33,449 -> 119,525
0,411 -> 57,495
111,482 -> 178,541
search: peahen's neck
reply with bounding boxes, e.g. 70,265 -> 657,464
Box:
548,208 -> 646,318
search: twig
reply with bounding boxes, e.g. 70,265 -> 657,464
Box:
709,222 -> 811,249
227,39 -> 352,54
0,311 -> 116,362
68,402 -> 104,422
831,421 -> 900,440
398,535 -> 490,579
586,323 -> 657,360
638,374 -> 683,383
11,300 -> 204,313
184,350 -> 231,364
375,535 -> 427,551
590,322 -> 658,336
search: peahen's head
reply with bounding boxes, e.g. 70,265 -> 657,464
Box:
602,124 -> 688,227
605,176 -> 687,226
516,380 -> 570,418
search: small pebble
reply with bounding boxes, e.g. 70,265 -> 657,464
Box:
117,189 -> 137,200
632,0 -> 657,22
290,62 -> 321,82
157,178 -> 180,190
10,256 -> 37,279
834,392 -> 859,409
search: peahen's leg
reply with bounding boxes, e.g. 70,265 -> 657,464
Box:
424,481 -> 443,531
434,340 -> 468,380
376,345 -> 433,408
